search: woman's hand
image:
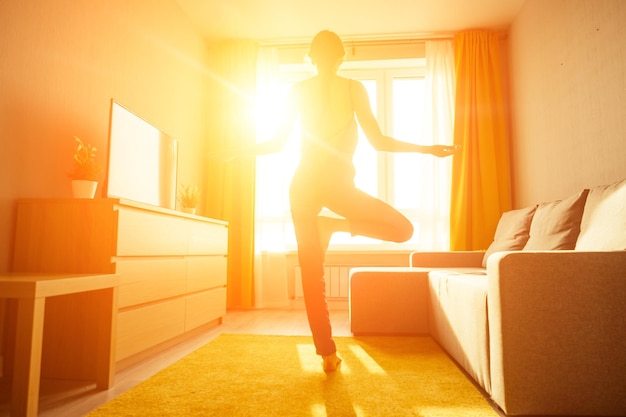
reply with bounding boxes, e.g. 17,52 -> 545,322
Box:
429,144 -> 461,158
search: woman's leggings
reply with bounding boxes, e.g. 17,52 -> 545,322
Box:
289,165 -> 413,356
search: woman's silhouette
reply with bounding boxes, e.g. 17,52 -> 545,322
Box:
226,30 -> 458,371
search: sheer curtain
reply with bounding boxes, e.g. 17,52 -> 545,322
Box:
419,40 -> 456,250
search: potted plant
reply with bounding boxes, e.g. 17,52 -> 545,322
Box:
177,184 -> 200,214
69,136 -> 102,198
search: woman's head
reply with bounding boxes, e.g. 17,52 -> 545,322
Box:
308,30 -> 345,69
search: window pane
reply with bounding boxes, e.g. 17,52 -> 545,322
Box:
392,77 -> 428,209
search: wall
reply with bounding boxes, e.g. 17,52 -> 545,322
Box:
0,0 -> 211,273
508,0 -> 626,206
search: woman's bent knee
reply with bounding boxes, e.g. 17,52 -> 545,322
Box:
392,220 -> 414,243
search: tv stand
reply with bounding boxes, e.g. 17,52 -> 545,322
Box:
11,198 -> 228,379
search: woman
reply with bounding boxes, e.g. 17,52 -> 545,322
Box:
230,30 -> 458,372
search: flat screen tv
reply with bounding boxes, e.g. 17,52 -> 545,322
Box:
105,100 -> 178,210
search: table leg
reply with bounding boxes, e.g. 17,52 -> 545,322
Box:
12,297 -> 46,417
95,287 -> 118,389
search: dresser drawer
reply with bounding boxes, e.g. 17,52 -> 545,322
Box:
187,256 -> 227,293
185,288 -> 227,331
116,208 -> 188,256
116,298 -> 186,360
116,258 -> 187,308
187,221 -> 228,255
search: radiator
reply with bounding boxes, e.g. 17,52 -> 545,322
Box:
294,265 -> 352,299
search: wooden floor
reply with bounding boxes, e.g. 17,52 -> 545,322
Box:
0,305 -> 350,417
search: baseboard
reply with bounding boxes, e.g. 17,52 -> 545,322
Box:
289,298 -> 348,311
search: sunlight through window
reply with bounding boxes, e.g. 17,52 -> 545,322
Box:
311,403 -> 327,417
296,344 -> 352,374
353,406 -> 366,417
413,406 -> 482,416
312,404 -> 367,417
295,343 -> 319,372
348,344 -> 385,375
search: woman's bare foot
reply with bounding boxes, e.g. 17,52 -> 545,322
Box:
322,352 -> 342,372
317,216 -> 348,252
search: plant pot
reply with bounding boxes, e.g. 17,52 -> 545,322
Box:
182,207 -> 197,215
72,180 -> 98,199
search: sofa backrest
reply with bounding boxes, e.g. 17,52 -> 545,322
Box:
575,178 -> 626,251
481,189 -> 590,267
477,179 -> 625,267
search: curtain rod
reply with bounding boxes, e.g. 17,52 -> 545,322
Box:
259,34 -> 454,48
258,30 -> 507,49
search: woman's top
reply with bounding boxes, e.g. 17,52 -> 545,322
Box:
293,75 -> 358,176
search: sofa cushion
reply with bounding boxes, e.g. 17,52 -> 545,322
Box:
523,189 -> 589,250
575,178 -> 626,250
482,205 -> 537,267
428,269 -> 491,394
349,267 -> 431,335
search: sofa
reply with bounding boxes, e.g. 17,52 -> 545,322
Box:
348,178 -> 626,416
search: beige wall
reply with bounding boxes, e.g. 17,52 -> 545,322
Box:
0,0 -> 211,272
508,0 -> 626,207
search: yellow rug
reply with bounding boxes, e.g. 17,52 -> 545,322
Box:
88,334 -> 499,417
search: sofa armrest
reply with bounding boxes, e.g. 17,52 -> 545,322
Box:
487,250 -> 626,416
409,251 -> 484,268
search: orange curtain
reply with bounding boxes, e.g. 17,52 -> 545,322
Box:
450,30 -> 512,251
205,41 -> 258,308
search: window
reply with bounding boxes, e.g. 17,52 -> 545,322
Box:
255,58 -> 452,252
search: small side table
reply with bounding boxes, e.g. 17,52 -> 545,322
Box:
0,273 -> 119,417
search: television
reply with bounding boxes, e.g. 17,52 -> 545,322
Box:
105,100 -> 178,210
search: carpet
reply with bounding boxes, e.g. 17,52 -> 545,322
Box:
88,334 -> 499,417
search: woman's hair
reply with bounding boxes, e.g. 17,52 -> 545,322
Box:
308,30 -> 345,65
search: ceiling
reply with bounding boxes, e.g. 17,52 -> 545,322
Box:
175,0 -> 527,43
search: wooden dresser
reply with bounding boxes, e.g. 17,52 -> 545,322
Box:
11,198 -> 228,378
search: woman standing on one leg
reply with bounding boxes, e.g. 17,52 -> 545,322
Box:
224,30 -> 459,372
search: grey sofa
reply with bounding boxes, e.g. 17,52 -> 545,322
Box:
349,178 -> 626,416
